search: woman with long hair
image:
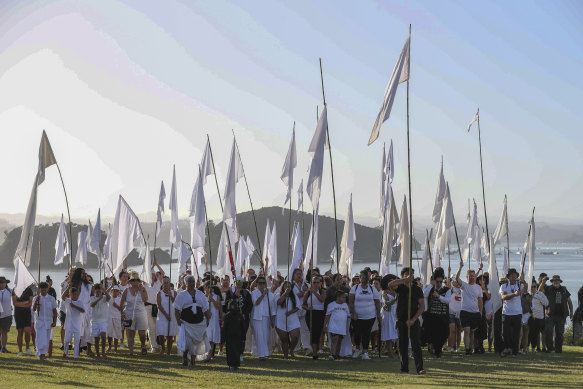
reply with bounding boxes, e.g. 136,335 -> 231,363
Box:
349,270 -> 381,360
120,271 -> 148,356
275,281 -> 301,359
156,276 -> 178,355
69,268 -> 93,356
205,282 -> 222,360
302,275 -> 327,359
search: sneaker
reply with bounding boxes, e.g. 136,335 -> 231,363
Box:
240,355 -> 244,362
217,350 -> 223,357
305,350 -> 313,356
328,355 -> 335,361
418,369 -> 427,375
1,347 -> 9,353
352,350 -> 361,359
26,348 -> 33,356
119,342 -> 127,349
318,349 -> 324,355
17,352 -> 24,356
59,345 -> 64,351
361,352 -> 370,360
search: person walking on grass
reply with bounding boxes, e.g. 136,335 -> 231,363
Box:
530,280 -> 548,352
33,282 -> 57,360
0,276 -> 13,353
455,260 -> 483,356
120,271 -> 149,356
12,282 -> 34,356
500,268 -> 527,357
544,275 -> 573,353
90,284 -> 110,359
324,290 -> 351,361
251,276 -> 276,361
302,275 -> 327,360
349,270 -> 381,361
156,276 -> 178,355
423,268 -> 451,358
63,287 -> 84,359
222,300 -> 243,372
389,267 -> 426,375
106,285 -> 122,353
275,281 -> 301,359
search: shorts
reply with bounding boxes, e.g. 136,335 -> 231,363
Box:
449,313 -> 461,326
91,321 -> 108,337
14,309 -> 32,329
460,310 -> 481,330
59,311 -> 67,326
0,316 -> 12,331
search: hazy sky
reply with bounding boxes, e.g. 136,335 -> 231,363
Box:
0,0 -> 582,229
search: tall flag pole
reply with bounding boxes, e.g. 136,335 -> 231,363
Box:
405,24 -> 414,336
281,122 -> 297,279
319,58 -> 340,274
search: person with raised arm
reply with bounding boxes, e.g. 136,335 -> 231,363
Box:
455,260 -> 483,356
156,275 -> 178,355
32,282 -> 58,360
499,268 -> 526,357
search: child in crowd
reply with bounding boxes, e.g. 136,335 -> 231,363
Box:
33,282 -> 58,360
90,284 -> 110,358
107,285 -> 122,353
63,287 -> 85,359
324,290 -> 350,360
221,300 -> 242,372
380,275 -> 398,358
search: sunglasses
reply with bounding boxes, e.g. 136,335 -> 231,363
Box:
258,282 -> 266,285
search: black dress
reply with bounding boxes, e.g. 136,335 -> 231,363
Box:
221,311 -> 242,368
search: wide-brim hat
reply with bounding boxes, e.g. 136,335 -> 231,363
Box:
129,271 -> 141,281
550,275 -> 563,283
506,268 -> 519,278
0,276 -> 10,284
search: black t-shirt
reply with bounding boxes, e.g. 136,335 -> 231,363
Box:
396,283 -> 424,322
14,287 -> 33,312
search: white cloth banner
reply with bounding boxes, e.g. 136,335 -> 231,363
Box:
110,195 -> 145,275
189,170 -> 207,253
306,106 -> 328,210
169,166 -> 181,245
75,231 -> 88,266
339,194 -> 356,277
14,256 -> 37,298
398,196 -> 410,266
156,181 -> 166,238
281,126 -> 297,207
54,214 -> 70,265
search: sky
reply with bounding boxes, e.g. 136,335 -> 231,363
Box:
0,0 -> 582,230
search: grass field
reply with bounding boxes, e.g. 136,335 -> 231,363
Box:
1,328 -> 582,388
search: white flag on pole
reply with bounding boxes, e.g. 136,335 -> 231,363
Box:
492,196 -> 508,246
303,204 -> 319,281
432,160 -> 446,224
223,138 -> 245,222
398,195 -> 410,266
466,109 -> 479,132
368,32 -> 410,145
420,232 -> 432,287
200,138 -> 215,185
141,243 -> 152,284
156,181 -> 166,238
306,106 -> 328,210
289,223 -> 303,276
178,242 -> 192,275
502,248 -> 509,279
110,195 -> 145,275
189,169 -> 207,253
267,222 -> 278,279
262,220 -> 272,271
75,231 -> 88,266
488,235 -> 503,313
13,256 -> 37,298
14,174 -> 39,266
37,130 -> 57,185
380,185 -> 399,276
297,179 -> 303,214
89,209 -> 101,255
54,214 -> 69,265
339,194 -> 356,277
281,125 -> 297,207
169,166 -> 181,245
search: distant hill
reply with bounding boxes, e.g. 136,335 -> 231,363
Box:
0,206 -> 421,270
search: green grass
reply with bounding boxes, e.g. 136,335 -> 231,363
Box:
1,328 -> 583,388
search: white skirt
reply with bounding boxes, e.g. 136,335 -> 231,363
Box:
381,310 -> 398,341
251,317 -> 271,358
206,314 -> 221,344
276,310 -> 301,332
35,321 -> 52,356
177,321 -> 209,356
108,317 -> 122,339
156,311 -> 179,337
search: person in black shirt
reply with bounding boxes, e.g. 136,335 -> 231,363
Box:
544,275 -> 573,353
224,276 -> 253,362
12,286 -> 34,356
388,267 -> 425,375
221,300 -> 242,372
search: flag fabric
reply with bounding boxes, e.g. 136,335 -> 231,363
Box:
37,130 -> 57,185
216,227 -> 230,279
398,195 -> 410,266
141,243 -> 152,284
189,170 -> 207,253
103,224 -> 112,276
110,195 -> 145,275
432,161 -> 446,224
433,183 -> 454,268
306,106 -> 328,210
527,216 -> 536,284
472,226 -> 482,267
289,223 -> 303,276
379,144 -> 386,225
492,196 -> 508,246
303,204 -> 319,281
281,126 -> 297,207
156,181 -> 166,238
368,32 -> 410,145
13,256 -> 37,298
14,174 -> 39,266
244,236 -> 256,275
420,232 -> 432,286
330,246 -> 338,274
89,209 -> 101,255
200,138 -> 215,185
488,235 -> 503,313
178,242 -> 192,275
380,185 -> 399,276
235,237 -> 249,278
519,244 -> 527,276
386,140 -> 394,183
75,231 -> 88,266
267,223 -> 278,280
223,138 -> 245,222
463,200 -> 479,263
466,110 -> 479,132
339,194 -> 356,277
169,166 -> 181,245
502,248 -> 509,279
54,214 -> 69,265
297,179 -> 303,214
262,220 -> 272,271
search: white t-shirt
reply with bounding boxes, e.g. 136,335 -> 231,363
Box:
460,281 -> 483,314
34,294 -> 57,326
326,301 -> 350,336
251,289 -> 276,320
174,290 -> 209,315
500,282 -> 524,316
90,295 -> 109,323
59,281 -> 68,312
449,286 -> 462,316
64,298 -> 84,332
0,288 -> 12,318
108,296 -> 122,319
144,280 -> 162,304
305,290 -> 325,311
350,284 -> 380,320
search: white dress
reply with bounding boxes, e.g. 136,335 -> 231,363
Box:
251,289 -> 275,358
175,289 -> 210,357
206,294 -> 221,344
156,290 -> 179,337
275,293 -> 301,332
381,293 -> 398,341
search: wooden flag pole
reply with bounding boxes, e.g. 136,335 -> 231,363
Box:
476,109 -> 491,253
406,24 -> 413,338
504,195 -> 511,269
55,162 -> 74,271
206,134 -> 224,213
318,58 -> 340,274
37,241 -> 41,284
198,164 -> 214,282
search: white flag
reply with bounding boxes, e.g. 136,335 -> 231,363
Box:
472,226 -> 482,267
398,196 -> 410,266
492,195 -> 508,246
89,209 -> 102,255
189,170 -> 207,253
303,204 -> 319,281
216,227 -> 229,279
379,144 -> 386,225
380,184 -> 399,276
75,231 -> 88,266
13,256 -> 37,298
339,194 -> 356,277
289,223 -> 303,276
297,179 -> 303,214
178,242 -> 192,275
103,224 -> 112,277
502,248 -> 509,280
463,200 -> 479,263
306,106 -> 328,210
244,236 -> 256,276
262,220 -> 272,270
432,160 -> 446,224
527,216 -> 535,284
223,138 -> 245,223
235,237 -> 249,277
368,32 -> 410,145
433,183 -> 454,266
467,109 -> 479,132
267,222 -> 278,279
281,125 -> 297,207
141,243 -> 152,284
200,138 -> 215,185
37,130 -> 57,185
420,232 -> 432,287
488,234 -> 503,313
54,214 -> 70,266
156,181 -> 166,238
330,246 -> 338,275
169,166 -> 181,245
14,174 -> 39,266
110,195 -> 145,275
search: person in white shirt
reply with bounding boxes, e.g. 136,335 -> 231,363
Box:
424,268 -> 451,358
117,270 -> 130,348
0,276 -> 13,353
143,261 -> 164,352
274,281 -> 301,359
156,276 -> 178,355
174,275 -> 210,367
348,271 -> 380,360
302,275 -> 327,359
251,276 -> 276,360
447,274 -> 463,352
89,284 -> 110,359
324,290 -> 350,360
530,279 -> 549,352
500,268 -> 527,357
291,269 -> 311,355
380,275 -> 398,358
33,282 -> 58,360
106,286 -> 122,352
59,268 -> 75,351
205,282 -> 223,360
63,287 -> 85,359
455,260 -> 484,355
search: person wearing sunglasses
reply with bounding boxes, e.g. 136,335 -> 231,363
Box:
225,276 -> 253,362
302,275 -> 327,359
251,276 -> 275,360
423,268 -> 451,358
349,270 -> 381,360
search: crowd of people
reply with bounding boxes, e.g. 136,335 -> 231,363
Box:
0,259 -> 582,375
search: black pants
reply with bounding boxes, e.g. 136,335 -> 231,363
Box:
502,314 -> 522,355
226,337 -> 241,368
353,318 -> 376,351
397,320 -> 423,373
425,314 -> 449,356
493,308 -> 504,354
305,310 -> 325,345
240,316 -> 250,355
546,315 -> 566,352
